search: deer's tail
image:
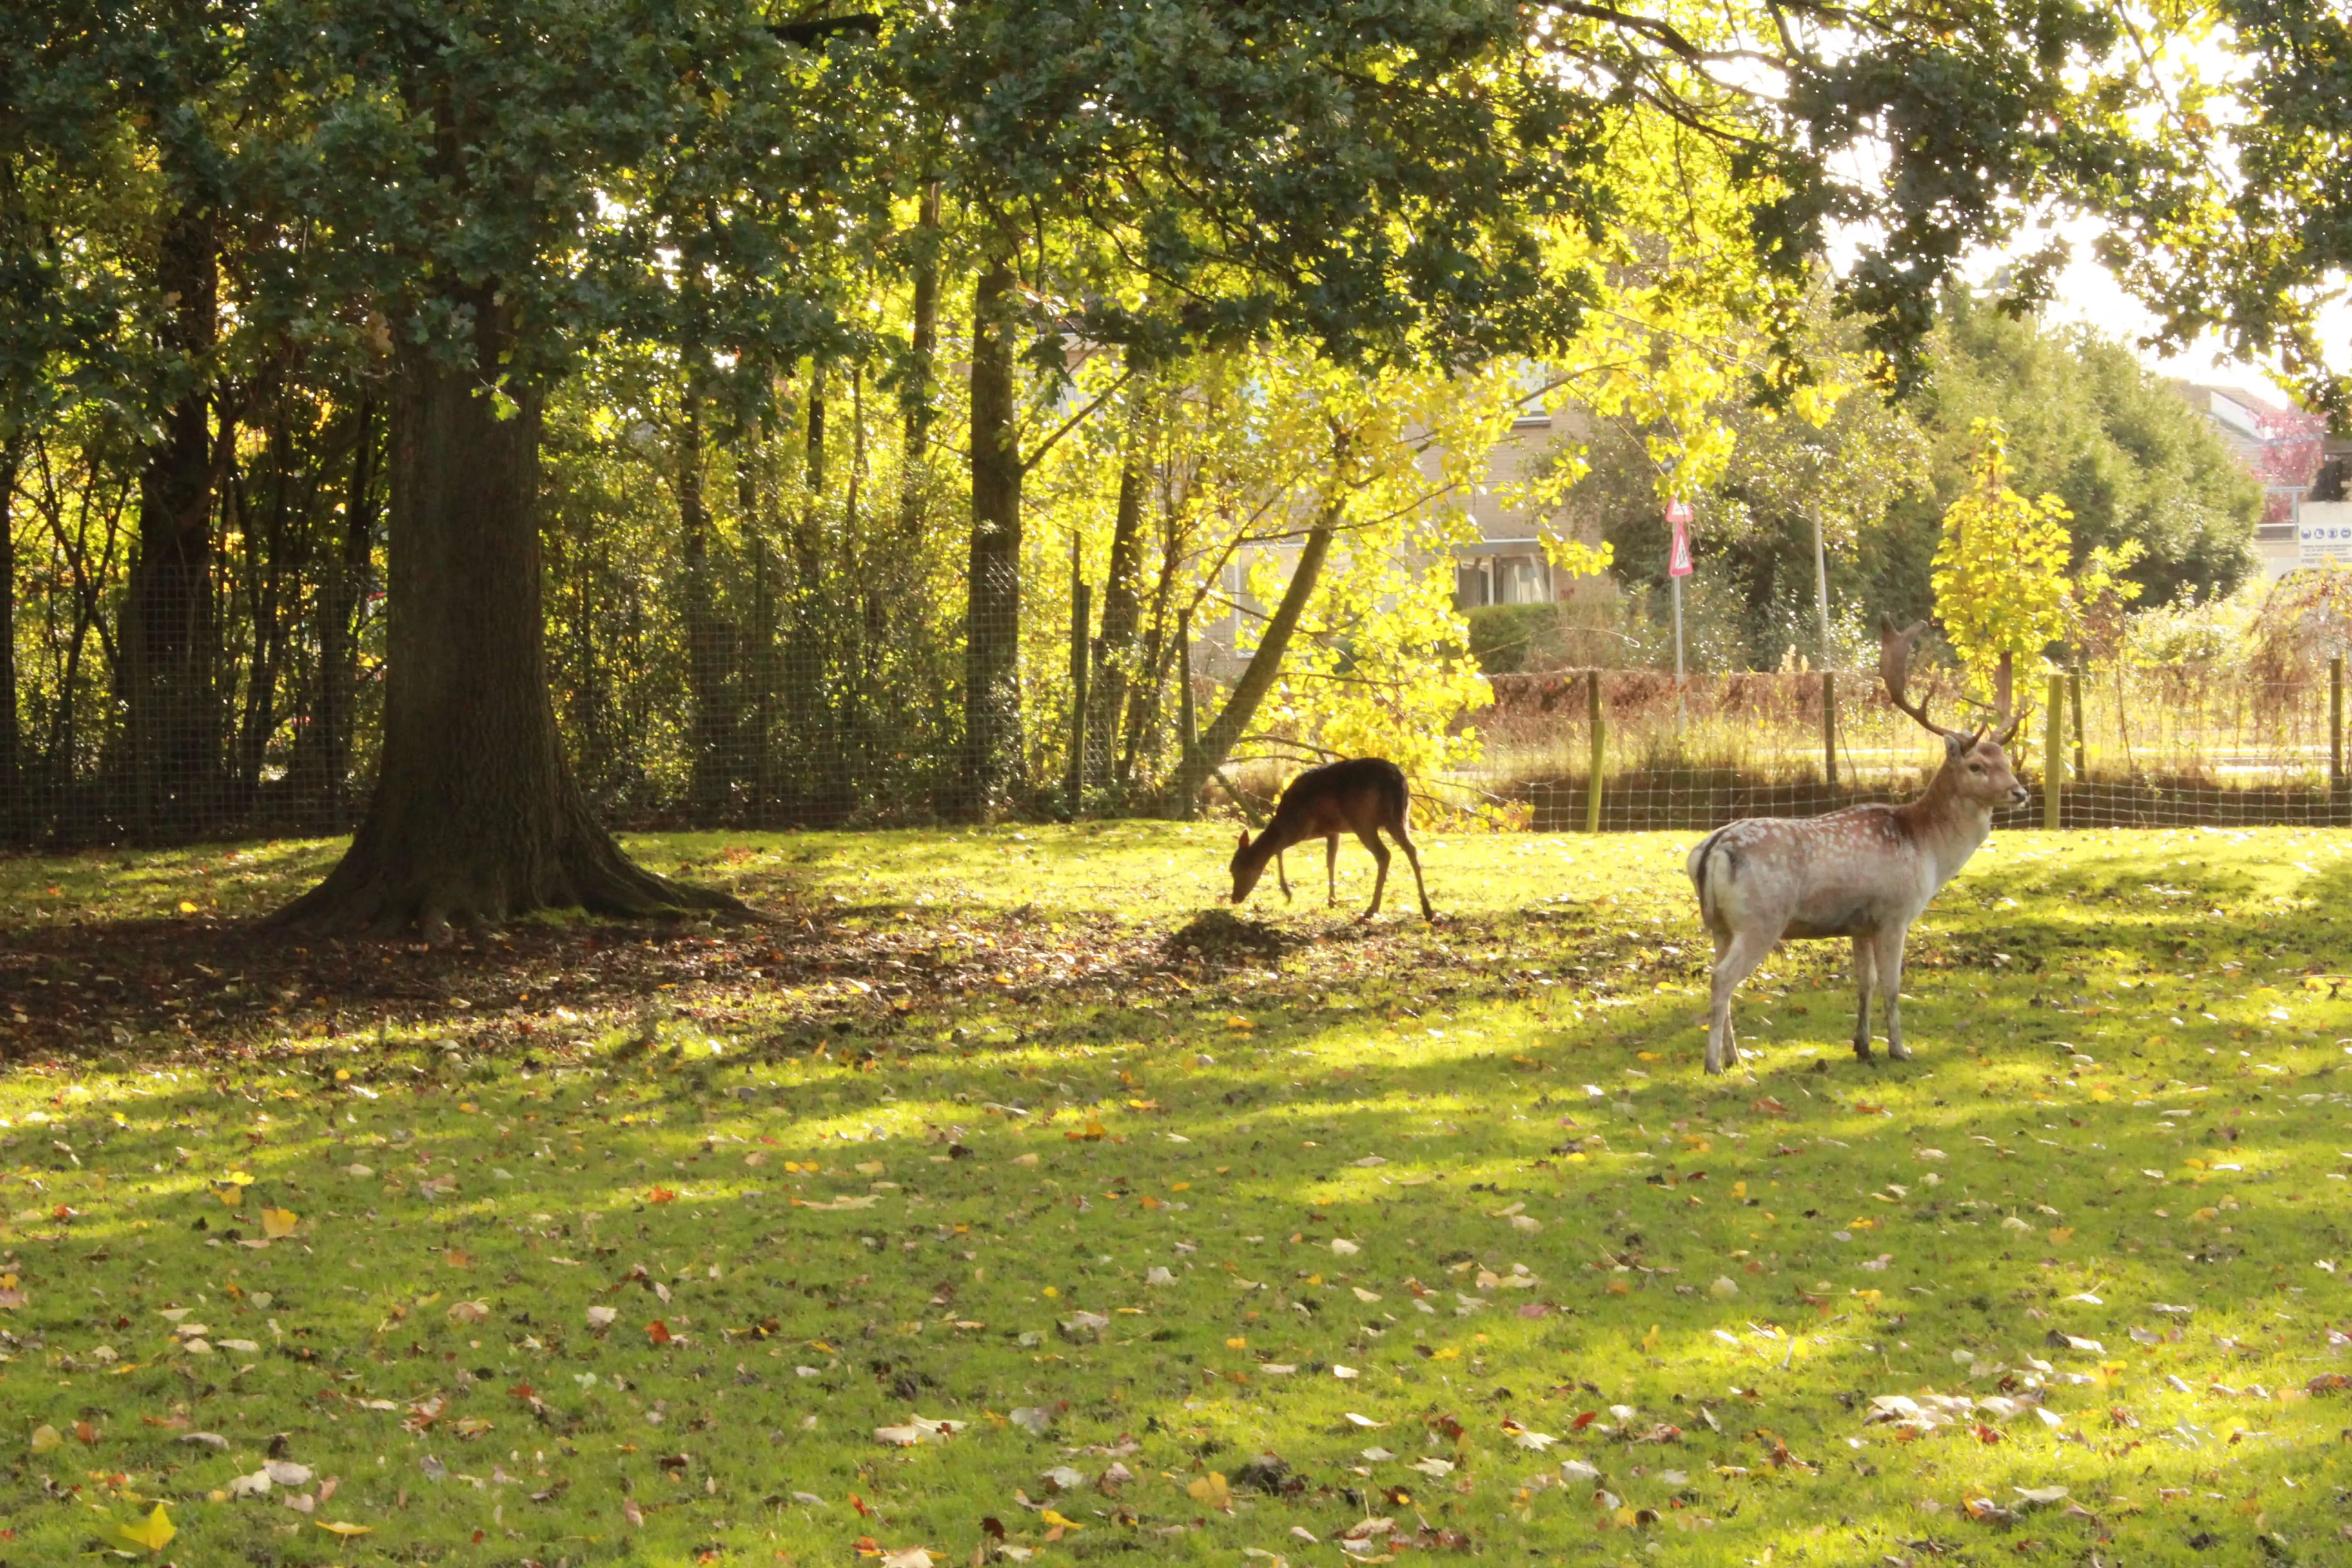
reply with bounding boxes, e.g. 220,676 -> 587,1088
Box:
1687,825 -> 1733,925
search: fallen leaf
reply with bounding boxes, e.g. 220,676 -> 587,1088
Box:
110,1504 -> 176,1554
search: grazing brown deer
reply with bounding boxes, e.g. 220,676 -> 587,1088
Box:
1684,620 -> 2029,1074
1229,757 -> 1434,921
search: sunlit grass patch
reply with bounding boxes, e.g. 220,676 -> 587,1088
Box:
0,824 -> 2347,1563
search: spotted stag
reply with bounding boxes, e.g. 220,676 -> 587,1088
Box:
1685,621 -> 2029,1074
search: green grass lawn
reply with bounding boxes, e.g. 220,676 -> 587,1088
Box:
3,821 -> 2351,1567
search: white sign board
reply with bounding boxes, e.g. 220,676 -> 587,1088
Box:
2301,500 -> 2352,569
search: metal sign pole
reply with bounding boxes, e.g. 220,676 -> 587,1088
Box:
1666,499 -> 1693,736
1811,503 -> 1831,661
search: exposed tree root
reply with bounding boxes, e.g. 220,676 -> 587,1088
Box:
266,786 -> 747,940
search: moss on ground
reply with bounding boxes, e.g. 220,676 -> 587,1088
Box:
0,822 -> 2349,1566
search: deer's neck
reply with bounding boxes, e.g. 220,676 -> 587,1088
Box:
1902,763 -> 1994,890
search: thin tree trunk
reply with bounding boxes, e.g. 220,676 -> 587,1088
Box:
1172,510 -> 1338,809
740,452 -> 779,823
1119,501 -> 1186,787
782,369 -> 826,820
678,386 -> 740,817
270,289 -> 732,937
124,203 -> 223,842
956,254 -> 1024,817
236,403 -> 294,817
314,396 -> 375,825
899,180 -> 940,545
1089,413 -> 1149,780
0,431 -> 20,843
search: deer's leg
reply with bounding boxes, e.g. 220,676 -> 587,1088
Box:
1873,926 -> 1912,1061
1325,836 -> 1339,906
1706,927 -> 1774,1076
1390,820 -> 1435,921
1851,935 -> 1877,1061
1275,850 -> 1292,902
1355,828 -> 1392,919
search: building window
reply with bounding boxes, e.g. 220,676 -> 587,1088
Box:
1456,563 -> 1490,609
1495,555 -> 1545,604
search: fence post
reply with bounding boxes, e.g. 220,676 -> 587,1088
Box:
1821,669 -> 1838,793
2332,654 -> 2346,823
2068,663 -> 2086,780
1065,580 -> 1090,812
1176,608 -> 1197,821
2043,670 -> 2064,830
1585,668 -> 1605,834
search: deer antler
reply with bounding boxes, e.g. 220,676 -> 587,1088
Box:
1878,617 -> 1976,744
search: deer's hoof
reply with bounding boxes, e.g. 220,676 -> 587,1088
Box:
1852,1040 -> 1874,1063
1887,1043 -> 1913,1062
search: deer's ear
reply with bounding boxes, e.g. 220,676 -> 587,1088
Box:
1943,732 -> 1965,759
1236,829 -> 1250,851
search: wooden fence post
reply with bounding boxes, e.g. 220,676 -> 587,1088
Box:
1821,669 -> 1838,793
1585,669 -> 1605,834
2043,671 -> 2064,830
2068,664 -> 2086,780
2332,654 -> 2346,823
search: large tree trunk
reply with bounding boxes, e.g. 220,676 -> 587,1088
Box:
955,255 -> 1024,817
1171,510 -> 1337,809
271,293 -> 730,937
123,204 -> 225,842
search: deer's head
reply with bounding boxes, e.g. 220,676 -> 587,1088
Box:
1229,828 -> 1267,903
1880,618 -> 2031,809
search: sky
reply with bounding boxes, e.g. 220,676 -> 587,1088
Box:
2030,223 -> 2285,403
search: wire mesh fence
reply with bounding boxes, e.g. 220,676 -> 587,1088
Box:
1473,663 -> 2352,833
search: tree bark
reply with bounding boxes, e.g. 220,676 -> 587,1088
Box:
1171,510 -> 1338,809
123,203 -> 224,842
956,254 -> 1024,817
270,291 -> 733,936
